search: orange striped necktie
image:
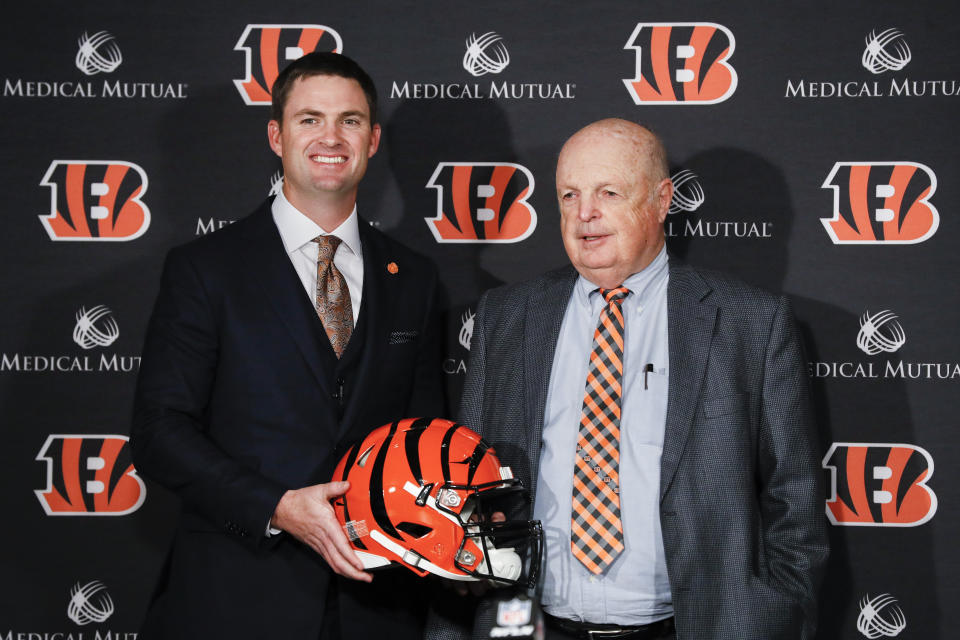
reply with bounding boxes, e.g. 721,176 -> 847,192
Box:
571,286 -> 630,574
313,235 -> 353,358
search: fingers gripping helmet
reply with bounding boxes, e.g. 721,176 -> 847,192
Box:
332,417 -> 542,586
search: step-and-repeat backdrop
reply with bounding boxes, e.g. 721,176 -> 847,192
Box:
1,1 -> 956,637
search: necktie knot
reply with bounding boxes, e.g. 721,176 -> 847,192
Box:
313,235 -> 342,263
600,286 -> 630,305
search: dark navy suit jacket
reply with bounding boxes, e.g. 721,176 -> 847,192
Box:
132,201 -> 444,639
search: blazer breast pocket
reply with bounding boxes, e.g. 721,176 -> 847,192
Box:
702,392 -> 749,419
388,329 -> 419,345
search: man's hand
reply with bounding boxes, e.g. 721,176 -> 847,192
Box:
271,481 -> 372,582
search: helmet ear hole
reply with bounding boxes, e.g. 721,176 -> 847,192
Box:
396,521 -> 433,538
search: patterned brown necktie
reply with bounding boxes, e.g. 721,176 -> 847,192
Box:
313,235 -> 353,358
571,286 -> 629,574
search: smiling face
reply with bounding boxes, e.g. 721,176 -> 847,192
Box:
556,120 -> 673,288
267,74 -> 381,227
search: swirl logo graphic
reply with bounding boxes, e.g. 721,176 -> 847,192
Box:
857,593 -> 906,638
668,170 -> 705,214
68,581 -> 115,625
463,32 -> 510,77
857,310 -> 905,355
862,29 -> 911,75
73,305 -> 119,350
75,31 -> 122,76
458,309 -> 475,351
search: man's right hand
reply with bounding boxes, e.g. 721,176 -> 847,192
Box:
271,481 -> 372,582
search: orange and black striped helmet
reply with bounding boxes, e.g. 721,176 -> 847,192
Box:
332,417 -> 542,586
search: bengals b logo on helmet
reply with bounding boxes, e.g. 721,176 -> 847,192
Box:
39,161 -> 150,241
823,443 -> 937,526
426,163 -> 537,243
821,162 -> 939,244
35,435 -> 146,516
623,22 -> 737,104
234,24 -> 343,105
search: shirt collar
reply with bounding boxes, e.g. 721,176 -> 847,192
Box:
270,189 -> 362,258
574,245 -> 669,309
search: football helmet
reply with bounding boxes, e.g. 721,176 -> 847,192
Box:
331,417 -> 542,587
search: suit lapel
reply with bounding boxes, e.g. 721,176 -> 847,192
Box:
524,266 -> 577,495
660,261 -> 717,502
242,203 -> 333,397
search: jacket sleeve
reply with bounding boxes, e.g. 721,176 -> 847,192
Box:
756,295 -> 830,638
130,247 -> 287,548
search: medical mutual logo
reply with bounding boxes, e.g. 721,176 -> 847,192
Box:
786,27 -> 958,98
75,31 -> 123,76
664,169 -> 772,239
668,170 -> 705,214
857,593 -> 906,637
2,29 -> 188,100
857,310 -> 905,356
68,581 -> 115,625
463,32 -> 510,76
1,305 -> 140,374
862,29 -> 911,74
390,31 -> 575,101
73,306 -> 120,350
809,308 -> 960,380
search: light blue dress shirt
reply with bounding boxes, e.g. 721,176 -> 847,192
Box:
533,247 -> 672,624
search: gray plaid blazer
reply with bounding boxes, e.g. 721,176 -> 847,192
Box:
426,259 -> 828,640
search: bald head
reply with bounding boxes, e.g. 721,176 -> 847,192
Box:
560,118 -> 669,188
555,118 -> 673,288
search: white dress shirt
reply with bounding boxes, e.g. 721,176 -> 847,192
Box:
270,189 -> 363,323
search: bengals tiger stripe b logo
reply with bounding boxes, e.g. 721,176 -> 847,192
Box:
623,22 -> 737,104
39,160 -> 150,241
234,24 -> 343,105
823,443 -> 937,526
821,162 -> 939,244
35,435 -> 146,516
426,163 -> 537,243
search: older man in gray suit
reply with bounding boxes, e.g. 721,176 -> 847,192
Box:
429,119 -> 827,640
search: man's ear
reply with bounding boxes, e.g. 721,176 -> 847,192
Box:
655,178 -> 674,223
367,123 -> 382,158
267,120 -> 282,158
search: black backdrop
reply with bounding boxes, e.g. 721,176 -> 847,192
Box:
2,1 -> 956,637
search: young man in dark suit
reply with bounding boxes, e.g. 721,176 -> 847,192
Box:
132,52 -> 444,639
